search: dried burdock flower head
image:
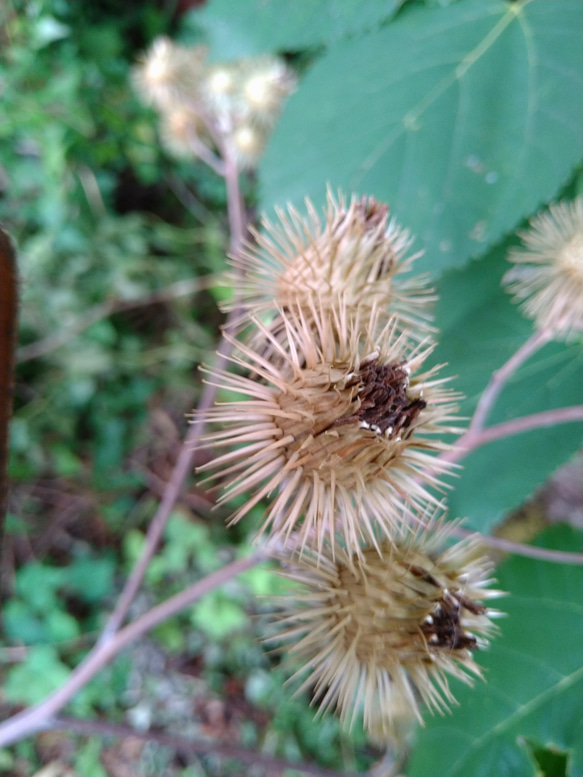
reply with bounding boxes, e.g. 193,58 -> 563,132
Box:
269,512 -> 504,737
503,197 -> 583,339
240,56 -> 297,127
202,63 -> 239,117
197,302 -> 459,555
365,688 -> 418,750
133,43 -> 295,174
231,123 -> 268,170
132,37 -> 207,109
159,104 -> 210,159
227,190 -> 434,344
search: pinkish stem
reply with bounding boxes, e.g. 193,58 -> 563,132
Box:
101,152 -> 246,641
443,405 -> 583,465
0,553 -> 264,747
469,328 -> 552,434
453,526 -> 583,564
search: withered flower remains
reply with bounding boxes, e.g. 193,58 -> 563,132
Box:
270,515 -> 503,736
130,27 -> 505,743
228,191 -> 434,345
198,303 -> 458,555
133,37 -> 295,169
132,37 -> 206,109
503,197 -> 583,338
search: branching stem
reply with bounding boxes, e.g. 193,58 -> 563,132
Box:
443,405 -> 583,465
453,526 -> 583,564
5,125 -> 583,755
0,553 -> 264,747
48,716 -> 354,777
101,151 -> 246,640
468,328 -> 552,433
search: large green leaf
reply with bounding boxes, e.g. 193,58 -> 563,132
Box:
260,0 -> 583,275
434,248 -> 583,532
184,0 -> 401,60
407,525 -> 583,777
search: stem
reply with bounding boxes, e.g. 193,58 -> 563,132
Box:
186,128 -> 226,176
0,148 -> 253,748
166,173 -> 214,223
468,328 -> 551,433
224,151 -> 245,254
453,526 -> 583,565
48,716 -> 354,777
101,153 -> 246,640
443,405 -> 583,465
0,553 -> 264,747
431,404 -> 583,564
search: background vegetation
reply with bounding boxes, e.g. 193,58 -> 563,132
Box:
1,1 -> 582,776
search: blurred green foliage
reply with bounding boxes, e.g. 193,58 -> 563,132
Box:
1,0 -> 228,501
2,1 -> 583,776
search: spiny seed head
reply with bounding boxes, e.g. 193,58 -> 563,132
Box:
503,197 -> 583,339
207,64 -> 238,97
132,37 -> 206,109
240,56 -> 297,126
231,123 -> 267,170
196,303 -> 459,556
268,513 -> 504,737
201,63 -> 239,117
159,105 -> 209,159
365,689 -> 418,749
226,190 -> 434,345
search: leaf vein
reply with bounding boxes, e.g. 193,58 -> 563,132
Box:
450,665 -> 583,774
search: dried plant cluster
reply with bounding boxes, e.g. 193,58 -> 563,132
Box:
196,190 -> 504,743
227,191 -> 435,345
133,37 -> 296,168
270,515 -> 503,739
503,196 -> 583,339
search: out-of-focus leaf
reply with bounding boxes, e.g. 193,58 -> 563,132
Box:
184,0 -> 401,59
16,563 -> 64,611
32,16 -> 71,47
435,246 -> 583,532
3,645 -> 71,706
191,591 -> 248,641
46,609 -> 81,643
261,0 -> 583,275
3,601 -> 48,645
73,739 -> 107,777
407,525 -> 583,777
63,556 -> 115,603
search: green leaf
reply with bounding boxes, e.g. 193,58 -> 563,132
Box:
152,620 -> 187,653
434,247 -> 583,532
241,564 -> 281,596
3,600 -> 50,645
184,0 -> 401,60
46,609 -> 81,643
73,739 -> 107,777
16,563 -> 64,611
3,645 -> 71,706
51,444 -> 83,476
191,591 -> 248,641
63,556 -> 115,603
407,526 -> 583,777
261,0 -> 583,275
32,16 -> 71,48
123,528 -> 146,570
0,751 -> 15,772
